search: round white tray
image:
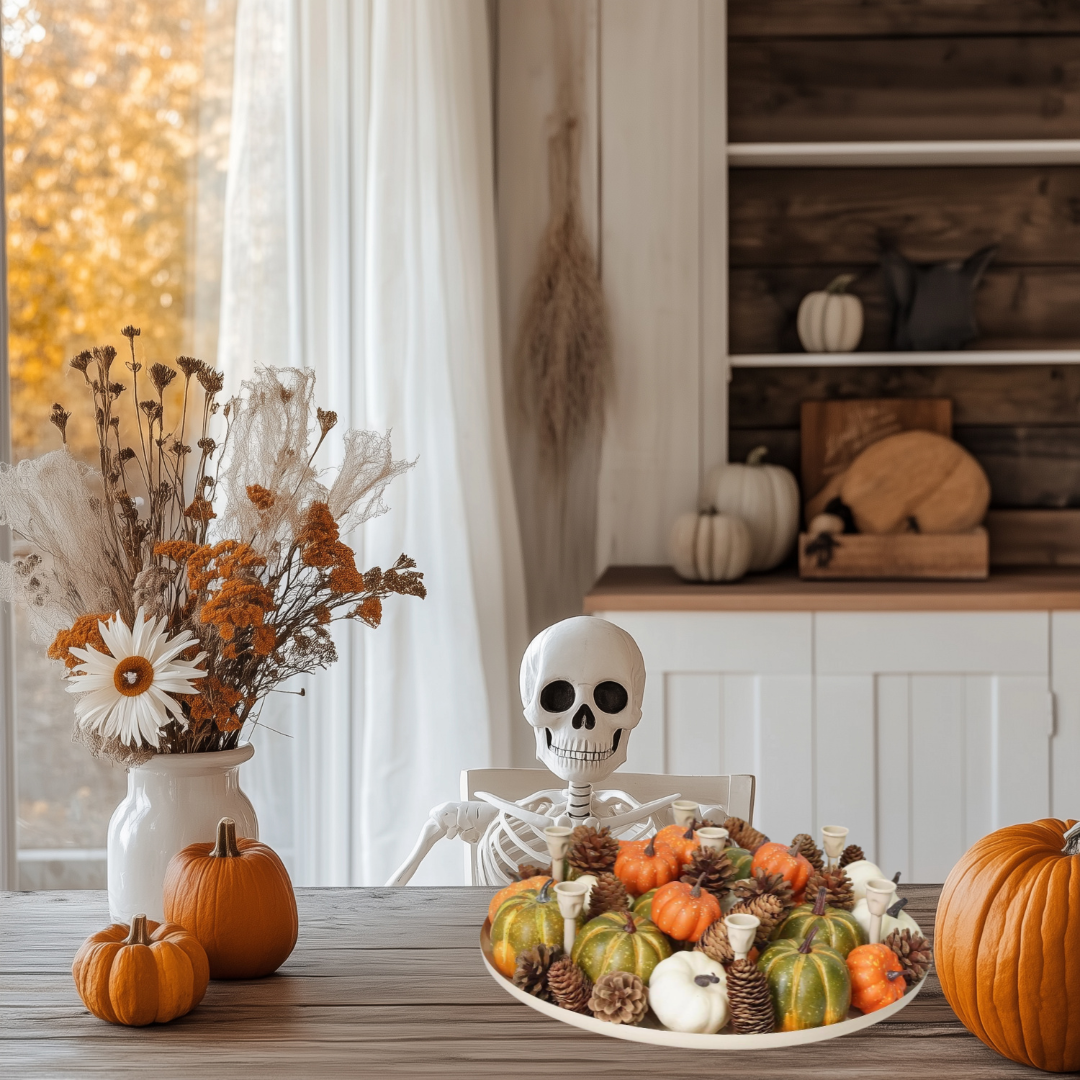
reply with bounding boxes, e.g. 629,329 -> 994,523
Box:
480,919 -> 928,1049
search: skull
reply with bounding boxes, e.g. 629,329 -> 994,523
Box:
520,616 -> 646,785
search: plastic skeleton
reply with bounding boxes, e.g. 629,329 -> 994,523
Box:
388,616 -> 725,887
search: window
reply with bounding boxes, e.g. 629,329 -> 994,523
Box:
4,0 -> 236,887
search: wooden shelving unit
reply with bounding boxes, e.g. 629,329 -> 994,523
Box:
728,140 -> 1080,169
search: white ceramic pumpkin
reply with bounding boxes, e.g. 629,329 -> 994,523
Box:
668,511 -> 752,583
842,859 -> 887,901
647,951 -> 729,1034
852,893 -> 920,941
702,448 -> 800,572
797,274 -> 864,354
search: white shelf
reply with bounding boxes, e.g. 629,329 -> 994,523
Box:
726,140 -> 1080,168
730,350 -> 1080,369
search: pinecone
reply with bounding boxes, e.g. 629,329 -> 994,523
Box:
696,918 -> 733,964
587,871 -> 630,920
680,848 -> 735,900
512,944 -> 564,1001
589,971 -> 648,1025
517,862 -> 551,880
567,825 -> 620,874
885,928 -> 933,984
804,867 -> 855,911
733,868 -> 795,914
691,817 -> 721,831
791,833 -> 824,873
724,816 -> 769,853
547,956 -> 593,1013
726,958 -> 775,1034
839,844 -> 865,869
729,892 -> 785,947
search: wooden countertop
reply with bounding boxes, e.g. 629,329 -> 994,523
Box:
584,565 -> 1080,613
0,884 -> 1029,1078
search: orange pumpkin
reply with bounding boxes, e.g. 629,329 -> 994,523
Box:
614,837 -> 681,897
654,823 -> 701,867
752,841 -> 813,904
487,876 -> 550,924
936,818 -> 1080,1072
650,875 -> 722,942
847,943 -> 905,1014
72,914 -> 209,1026
163,817 -> 298,979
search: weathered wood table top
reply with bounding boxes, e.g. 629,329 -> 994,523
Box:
0,884 -> 1033,1078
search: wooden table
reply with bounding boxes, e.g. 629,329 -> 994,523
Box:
0,884 -> 1033,1078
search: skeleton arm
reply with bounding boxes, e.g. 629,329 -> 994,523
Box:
385,801 -> 499,886
598,792 -> 682,831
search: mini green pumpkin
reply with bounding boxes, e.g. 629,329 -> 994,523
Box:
490,880 -> 565,978
774,886 -> 866,958
632,888 -> 658,921
571,909 -> 671,986
758,926 -> 851,1030
726,845 -> 753,881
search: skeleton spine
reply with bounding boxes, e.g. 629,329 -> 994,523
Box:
566,781 -> 593,821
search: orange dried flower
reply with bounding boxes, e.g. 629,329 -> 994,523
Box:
297,502 -> 340,568
329,563 -> 365,594
156,540 -> 199,565
246,484 -> 275,511
185,676 -> 244,734
183,496 -> 216,522
352,596 -> 382,628
48,613 -> 112,669
201,577 -> 276,641
252,624 -> 276,656
313,604 -> 331,625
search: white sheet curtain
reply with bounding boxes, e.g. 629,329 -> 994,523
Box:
217,0 -> 527,886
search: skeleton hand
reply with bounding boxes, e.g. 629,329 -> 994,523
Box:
385,801 -> 498,886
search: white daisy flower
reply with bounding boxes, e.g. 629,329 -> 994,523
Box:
65,607 -> 208,749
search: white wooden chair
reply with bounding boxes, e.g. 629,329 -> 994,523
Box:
456,768 -> 756,884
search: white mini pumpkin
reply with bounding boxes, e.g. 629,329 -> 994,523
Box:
669,510 -> 752,583
648,951 -> 729,1034
797,274 -> 864,354
852,893 -> 920,941
702,448 -> 800,572
842,859 -> 887,901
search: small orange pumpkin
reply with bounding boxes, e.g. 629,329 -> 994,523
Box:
614,837 -> 681,897
487,875 -> 550,924
163,817 -> 298,979
650,874 -> 722,942
654,823 -> 701,867
72,914 -> 209,1026
752,841 -> 813,904
847,943 -> 905,1014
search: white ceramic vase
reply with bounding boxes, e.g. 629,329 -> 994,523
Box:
107,743 -> 258,923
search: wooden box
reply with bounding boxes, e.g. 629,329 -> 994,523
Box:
798,529 -> 989,580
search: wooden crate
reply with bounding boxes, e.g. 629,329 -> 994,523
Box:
799,528 -> 989,580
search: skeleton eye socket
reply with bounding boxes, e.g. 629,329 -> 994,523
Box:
540,679 -> 576,713
594,681 -> 628,714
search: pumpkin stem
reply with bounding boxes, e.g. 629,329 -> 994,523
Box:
825,273 -> 857,295
787,843 -> 800,859
124,913 -> 152,947
886,970 -> 905,982
812,886 -> 828,916
645,837 -> 656,858
798,925 -> 819,954
892,870 -> 902,885
886,897 -> 909,919
623,911 -> 637,934
747,446 -> 770,467
210,817 -> 242,858
691,872 -> 707,898
694,973 -> 721,987
1062,822 -> 1080,855
683,823 -> 696,840
538,879 -> 554,904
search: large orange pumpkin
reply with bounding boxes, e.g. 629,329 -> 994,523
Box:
614,837 -> 681,897
752,842 -> 813,904
654,823 -> 701,867
487,876 -> 550,924
72,914 -> 209,1026
936,818 -> 1080,1072
163,817 -> 298,979
650,875 -> 722,942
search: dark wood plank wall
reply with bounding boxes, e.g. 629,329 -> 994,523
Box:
727,1 -> 1080,513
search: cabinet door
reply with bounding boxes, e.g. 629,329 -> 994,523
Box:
594,611 -> 813,843
816,612 -> 1052,883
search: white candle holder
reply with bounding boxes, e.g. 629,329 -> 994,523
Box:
554,880 -> 588,954
725,913 -> 760,962
865,877 -> 896,945
821,825 -> 849,870
544,825 -> 573,883
696,827 -> 729,855
672,800 -> 699,828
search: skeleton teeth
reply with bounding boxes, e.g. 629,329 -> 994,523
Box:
548,740 -> 615,762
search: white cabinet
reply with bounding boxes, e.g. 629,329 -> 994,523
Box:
596,607 -> 1065,881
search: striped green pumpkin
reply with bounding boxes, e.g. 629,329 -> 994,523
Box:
572,910 -> 671,986
726,846 -> 753,881
774,887 -> 866,958
632,888 -> 657,921
758,927 -> 851,1030
490,880 -> 566,978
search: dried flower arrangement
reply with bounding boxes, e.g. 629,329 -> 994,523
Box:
0,327 -> 424,765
